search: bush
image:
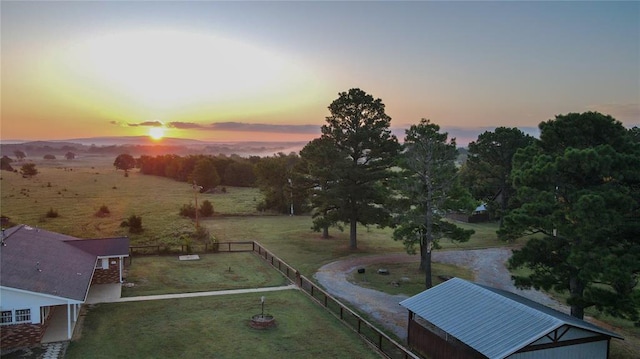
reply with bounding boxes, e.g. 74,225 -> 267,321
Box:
46,208 -> 59,218
199,200 -> 214,217
122,214 -> 143,234
43,154 -> 56,160
179,203 -> 197,218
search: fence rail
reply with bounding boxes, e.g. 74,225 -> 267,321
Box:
252,242 -> 420,359
127,241 -> 420,359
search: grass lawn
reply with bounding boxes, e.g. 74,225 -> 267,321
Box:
347,262 -> 474,297
510,265 -> 640,358
122,252 -> 289,296
65,291 -> 381,359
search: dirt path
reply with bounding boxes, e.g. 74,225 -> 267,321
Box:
313,248 -> 566,341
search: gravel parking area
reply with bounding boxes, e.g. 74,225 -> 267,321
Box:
314,248 -> 566,341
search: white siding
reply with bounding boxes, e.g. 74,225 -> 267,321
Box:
0,287 -> 77,324
508,340 -> 609,359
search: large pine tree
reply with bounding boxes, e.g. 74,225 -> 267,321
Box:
392,119 -> 475,288
320,88 -> 400,249
500,112 -> 640,322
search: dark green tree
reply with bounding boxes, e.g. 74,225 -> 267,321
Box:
223,161 -> 256,187
13,150 -> 26,161
500,112 -> 640,322
190,157 -> 220,192
113,154 -> 136,175
298,137 -> 343,238
254,153 -> 303,214
392,119 -> 475,288
461,127 -> 535,227
64,152 -> 76,160
320,88 -> 400,249
20,163 -> 38,177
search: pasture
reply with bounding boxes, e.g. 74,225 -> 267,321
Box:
2,155 -> 636,358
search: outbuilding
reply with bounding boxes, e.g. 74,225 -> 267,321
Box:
400,277 -> 622,359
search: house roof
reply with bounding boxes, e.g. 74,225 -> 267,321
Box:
399,277 -> 622,359
65,237 -> 129,257
1,225 -> 129,302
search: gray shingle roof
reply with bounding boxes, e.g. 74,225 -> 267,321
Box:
65,237 -> 129,257
399,277 -> 622,359
1,225 -> 96,301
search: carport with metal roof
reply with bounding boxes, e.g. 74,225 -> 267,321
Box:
400,278 -> 622,359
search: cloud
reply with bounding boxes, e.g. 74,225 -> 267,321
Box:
129,121 -> 163,127
110,120 -> 164,127
166,122 -> 204,130
165,121 -> 321,134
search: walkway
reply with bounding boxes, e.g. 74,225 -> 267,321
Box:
115,284 -> 299,303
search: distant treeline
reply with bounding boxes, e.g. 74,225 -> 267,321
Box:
137,154 -> 259,188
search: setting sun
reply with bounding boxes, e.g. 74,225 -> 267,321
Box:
149,127 -> 164,140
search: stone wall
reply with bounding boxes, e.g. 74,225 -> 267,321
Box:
91,258 -> 121,284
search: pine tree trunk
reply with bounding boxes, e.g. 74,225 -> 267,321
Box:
569,274 -> 585,319
349,218 -> 357,249
423,241 -> 433,288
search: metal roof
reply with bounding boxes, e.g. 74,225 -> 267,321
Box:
399,277 -> 622,359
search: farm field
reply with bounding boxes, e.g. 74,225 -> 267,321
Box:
2,156 -> 636,358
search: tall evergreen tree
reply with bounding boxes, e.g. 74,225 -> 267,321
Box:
461,127 -> 535,227
298,137 -> 343,238
392,119 -> 474,288
500,112 -> 640,322
320,88 -> 400,249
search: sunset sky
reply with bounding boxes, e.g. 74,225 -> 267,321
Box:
1,1 -> 638,145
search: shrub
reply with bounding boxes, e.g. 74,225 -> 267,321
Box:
121,215 -> 143,233
43,154 -> 56,160
20,163 -> 38,177
179,203 -> 196,218
46,208 -> 59,218
127,214 -> 143,234
199,200 -> 214,217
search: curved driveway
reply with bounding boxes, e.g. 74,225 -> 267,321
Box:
313,248 -> 565,340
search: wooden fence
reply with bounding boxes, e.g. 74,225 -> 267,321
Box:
252,242 -> 421,359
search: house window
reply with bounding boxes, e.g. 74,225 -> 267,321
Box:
15,309 -> 31,323
0,309 -> 30,324
1,311 -> 12,324
95,258 -> 109,270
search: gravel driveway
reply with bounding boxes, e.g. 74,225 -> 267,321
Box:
313,248 -> 566,340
